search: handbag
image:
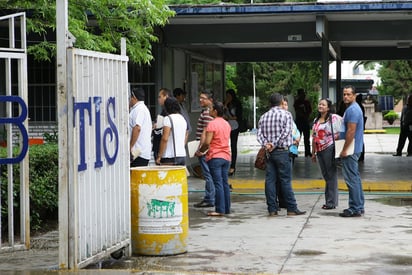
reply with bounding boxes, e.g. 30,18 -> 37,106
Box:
330,115 -> 336,161
254,147 -> 268,170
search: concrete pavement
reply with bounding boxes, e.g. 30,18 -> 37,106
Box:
121,190 -> 412,274
113,136 -> 412,274
232,132 -> 412,192
4,189 -> 411,274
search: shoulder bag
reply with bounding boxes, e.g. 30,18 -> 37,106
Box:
254,147 -> 268,170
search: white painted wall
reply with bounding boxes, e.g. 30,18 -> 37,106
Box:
329,61 -> 381,86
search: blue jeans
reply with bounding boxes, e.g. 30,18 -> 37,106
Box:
341,152 -> 364,213
265,150 -> 298,213
317,145 -> 338,207
208,158 -> 231,214
199,155 -> 215,205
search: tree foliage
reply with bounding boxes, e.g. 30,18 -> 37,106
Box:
1,0 -> 174,64
378,60 -> 412,104
233,63 -> 253,99
228,62 -> 321,119
225,64 -> 237,91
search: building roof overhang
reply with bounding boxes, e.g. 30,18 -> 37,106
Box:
163,1 -> 412,62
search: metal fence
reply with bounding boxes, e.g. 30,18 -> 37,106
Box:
0,12 -> 30,253
59,48 -> 130,268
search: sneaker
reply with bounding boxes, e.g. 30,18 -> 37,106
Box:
194,201 -> 214,208
339,209 -> 361,217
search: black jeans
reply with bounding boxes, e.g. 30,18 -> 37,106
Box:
296,119 -> 311,156
230,128 -> 240,169
395,126 -> 412,155
130,157 -> 150,167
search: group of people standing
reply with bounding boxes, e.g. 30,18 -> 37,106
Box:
129,87 -> 244,217
311,87 -> 365,217
194,91 -> 232,216
193,89 -> 245,216
258,85 -> 365,218
129,84 -> 366,218
129,87 -> 189,168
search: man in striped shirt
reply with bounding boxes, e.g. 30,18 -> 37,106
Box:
257,93 -> 306,217
194,91 -> 215,208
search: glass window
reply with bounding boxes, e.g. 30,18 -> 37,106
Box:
27,58 -> 56,122
190,59 -> 223,112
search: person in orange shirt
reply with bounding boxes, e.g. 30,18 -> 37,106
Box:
196,101 -> 231,216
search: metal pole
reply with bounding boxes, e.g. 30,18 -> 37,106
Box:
253,65 -> 256,130
321,37 -> 329,99
56,0 -> 69,269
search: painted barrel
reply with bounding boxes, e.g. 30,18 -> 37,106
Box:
130,166 -> 188,255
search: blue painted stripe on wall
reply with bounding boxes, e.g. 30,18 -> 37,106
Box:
171,2 -> 412,15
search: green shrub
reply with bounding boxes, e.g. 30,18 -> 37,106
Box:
0,143 -> 58,232
383,110 -> 399,125
383,110 -> 399,120
43,129 -> 58,143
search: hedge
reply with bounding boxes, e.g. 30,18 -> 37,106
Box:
1,143 -> 58,233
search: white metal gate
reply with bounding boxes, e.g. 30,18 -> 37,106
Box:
59,47 -> 130,269
0,12 -> 30,253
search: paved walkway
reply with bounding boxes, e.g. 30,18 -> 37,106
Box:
126,191 -> 412,274
231,132 -> 412,192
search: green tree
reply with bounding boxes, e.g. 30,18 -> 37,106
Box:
251,62 -> 320,117
226,61 -> 321,122
1,0 -> 174,64
225,64 -> 237,91
234,63 -> 254,99
378,60 -> 412,104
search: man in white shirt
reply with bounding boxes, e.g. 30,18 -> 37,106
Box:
129,87 -> 152,167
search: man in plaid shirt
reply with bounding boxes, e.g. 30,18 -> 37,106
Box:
257,93 -> 306,217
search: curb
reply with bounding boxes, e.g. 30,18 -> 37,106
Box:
230,179 -> 412,192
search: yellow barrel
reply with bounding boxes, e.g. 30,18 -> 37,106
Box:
130,166 -> 188,255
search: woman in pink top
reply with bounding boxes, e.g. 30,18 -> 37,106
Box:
311,98 -> 342,210
196,101 -> 231,216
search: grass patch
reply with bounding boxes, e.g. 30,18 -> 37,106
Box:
383,127 -> 400,135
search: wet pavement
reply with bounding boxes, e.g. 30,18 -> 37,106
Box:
113,191 -> 412,275
0,134 -> 412,274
